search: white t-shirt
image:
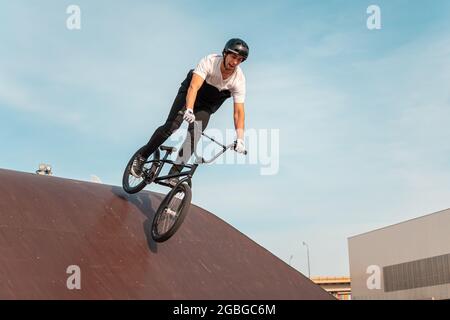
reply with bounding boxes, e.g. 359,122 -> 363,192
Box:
193,54 -> 246,104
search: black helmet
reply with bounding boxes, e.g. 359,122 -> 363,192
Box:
223,38 -> 249,61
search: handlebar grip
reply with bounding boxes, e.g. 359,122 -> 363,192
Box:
231,144 -> 248,156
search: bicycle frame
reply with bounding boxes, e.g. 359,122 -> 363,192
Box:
143,132 -> 243,188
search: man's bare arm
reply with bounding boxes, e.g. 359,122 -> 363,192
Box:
234,102 -> 245,140
186,73 -> 205,110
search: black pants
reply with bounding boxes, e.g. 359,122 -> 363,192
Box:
140,91 -> 212,174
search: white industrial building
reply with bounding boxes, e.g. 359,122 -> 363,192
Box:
348,208 -> 450,300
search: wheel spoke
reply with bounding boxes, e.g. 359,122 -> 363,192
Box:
154,189 -> 186,237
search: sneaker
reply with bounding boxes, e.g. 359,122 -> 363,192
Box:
130,155 -> 146,178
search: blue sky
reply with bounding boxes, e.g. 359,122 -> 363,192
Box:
1,0 -> 450,276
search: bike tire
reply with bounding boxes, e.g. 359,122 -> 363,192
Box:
122,147 -> 160,194
151,182 -> 192,242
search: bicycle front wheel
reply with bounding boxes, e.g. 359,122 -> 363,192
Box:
151,182 -> 192,242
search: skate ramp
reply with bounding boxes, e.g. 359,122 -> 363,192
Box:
0,169 -> 333,300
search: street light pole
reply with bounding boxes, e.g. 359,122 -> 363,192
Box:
302,241 -> 311,278
289,254 -> 293,266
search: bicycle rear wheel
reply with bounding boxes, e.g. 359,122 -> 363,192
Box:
151,182 -> 192,242
122,147 -> 160,194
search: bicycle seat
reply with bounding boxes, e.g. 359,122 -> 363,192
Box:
160,146 -> 177,153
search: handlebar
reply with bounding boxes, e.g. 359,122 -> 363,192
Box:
194,133 -> 247,164
177,111 -> 247,155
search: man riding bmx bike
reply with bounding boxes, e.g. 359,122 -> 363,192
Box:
130,38 -> 249,185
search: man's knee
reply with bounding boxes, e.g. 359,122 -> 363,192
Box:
160,119 -> 182,137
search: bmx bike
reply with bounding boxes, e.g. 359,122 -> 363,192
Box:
122,132 -> 247,243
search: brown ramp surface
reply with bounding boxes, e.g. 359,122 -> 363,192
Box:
0,169 -> 333,299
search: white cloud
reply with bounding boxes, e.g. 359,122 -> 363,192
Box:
0,1 -> 217,143
0,74 -> 83,127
